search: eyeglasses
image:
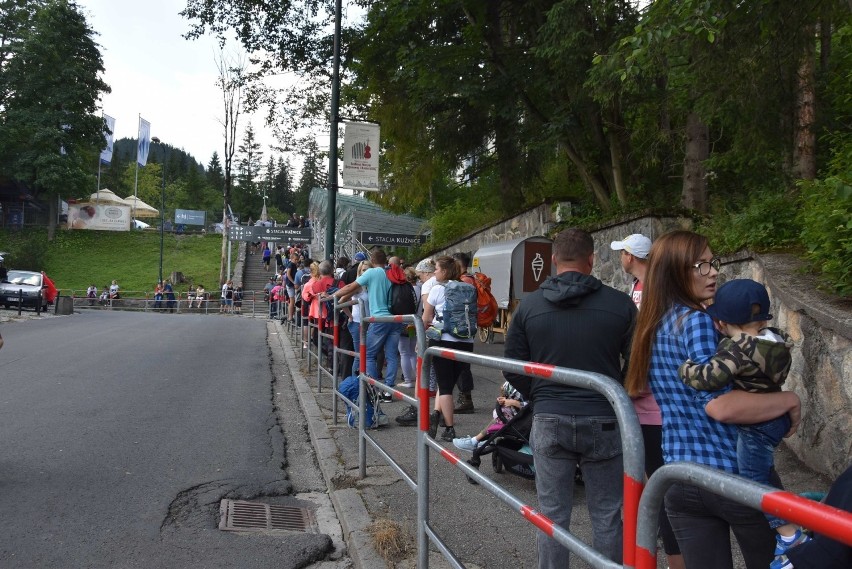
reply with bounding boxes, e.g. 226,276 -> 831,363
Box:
692,257 -> 721,276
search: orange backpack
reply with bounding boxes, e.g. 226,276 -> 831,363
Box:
461,272 -> 499,328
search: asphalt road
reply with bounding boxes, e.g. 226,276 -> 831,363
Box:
0,311 -> 332,568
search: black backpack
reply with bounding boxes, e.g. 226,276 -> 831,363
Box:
385,269 -> 418,315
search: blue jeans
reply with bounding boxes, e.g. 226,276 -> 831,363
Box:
738,413 -> 791,528
665,482 -> 776,569
365,322 -> 403,387
348,321 -> 361,377
531,413 -> 623,568
398,331 -> 417,382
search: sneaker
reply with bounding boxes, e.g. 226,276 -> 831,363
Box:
440,426 -> 457,442
380,392 -> 394,403
770,529 -> 810,569
428,410 -> 441,439
395,405 -> 417,426
452,436 -> 480,452
399,380 -> 416,389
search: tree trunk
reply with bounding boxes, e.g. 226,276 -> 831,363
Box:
607,106 -> 628,207
561,141 -> 611,211
793,28 -> 816,181
682,112 -> 709,213
219,207 -> 227,285
493,110 -> 523,214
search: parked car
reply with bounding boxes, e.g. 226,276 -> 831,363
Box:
0,270 -> 54,311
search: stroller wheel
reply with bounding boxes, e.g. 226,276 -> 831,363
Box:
492,452 -> 503,474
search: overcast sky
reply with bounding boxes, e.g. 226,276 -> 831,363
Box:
77,0 -> 278,167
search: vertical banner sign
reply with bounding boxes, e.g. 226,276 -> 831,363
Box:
341,121 -> 380,191
100,114 -> 116,164
137,117 -> 151,166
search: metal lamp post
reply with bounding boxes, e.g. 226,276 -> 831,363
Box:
151,137 -> 165,284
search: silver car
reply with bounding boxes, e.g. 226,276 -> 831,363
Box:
1,270 -> 50,311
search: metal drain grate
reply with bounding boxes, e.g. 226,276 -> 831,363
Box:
219,499 -> 316,533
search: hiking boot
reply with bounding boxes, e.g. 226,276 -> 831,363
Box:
440,426 -> 457,442
428,410 -> 441,439
395,405 -> 417,426
454,391 -> 474,414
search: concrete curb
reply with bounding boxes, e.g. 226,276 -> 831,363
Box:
271,320 -> 388,569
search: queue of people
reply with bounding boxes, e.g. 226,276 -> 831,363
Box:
302,229 -> 847,569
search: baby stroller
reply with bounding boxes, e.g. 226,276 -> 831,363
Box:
467,401 -> 535,482
465,402 -> 585,486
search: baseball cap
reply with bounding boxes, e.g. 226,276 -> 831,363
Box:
610,234 -> 652,259
705,279 -> 773,324
354,251 -> 368,262
415,259 -> 435,273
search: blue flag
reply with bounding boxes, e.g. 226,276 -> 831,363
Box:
100,114 -> 116,164
137,117 -> 150,166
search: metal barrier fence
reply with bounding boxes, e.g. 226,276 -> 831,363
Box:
290,297 -> 852,569
60,289 -> 274,317
635,462 -> 852,569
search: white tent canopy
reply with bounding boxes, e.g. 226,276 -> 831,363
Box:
88,188 -> 130,205
122,195 -> 160,218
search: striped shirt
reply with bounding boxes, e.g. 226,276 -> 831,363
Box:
649,304 -> 739,473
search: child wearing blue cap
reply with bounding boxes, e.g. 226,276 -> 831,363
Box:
679,279 -> 808,569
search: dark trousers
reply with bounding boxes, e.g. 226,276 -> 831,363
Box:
665,482 -> 775,569
640,425 -> 680,555
455,366 -> 474,392
338,320 -> 354,378
787,464 -> 852,569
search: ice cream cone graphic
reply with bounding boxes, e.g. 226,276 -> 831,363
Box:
531,253 -> 544,281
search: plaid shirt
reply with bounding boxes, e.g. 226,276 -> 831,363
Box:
649,304 -> 739,473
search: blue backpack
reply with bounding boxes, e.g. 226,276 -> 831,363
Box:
338,375 -> 380,429
439,280 -> 478,339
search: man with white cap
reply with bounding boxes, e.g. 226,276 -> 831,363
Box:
610,233 -> 652,309
610,232 -> 686,569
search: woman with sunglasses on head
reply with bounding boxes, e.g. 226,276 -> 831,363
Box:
625,230 -> 802,569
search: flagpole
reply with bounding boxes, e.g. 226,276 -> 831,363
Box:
133,114 -> 141,220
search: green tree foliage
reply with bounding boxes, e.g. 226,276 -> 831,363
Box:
232,124 -> 263,215
182,0 -> 851,293
295,138 -> 325,215
0,0 -> 110,236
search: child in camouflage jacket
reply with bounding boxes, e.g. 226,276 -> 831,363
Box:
679,279 -> 808,566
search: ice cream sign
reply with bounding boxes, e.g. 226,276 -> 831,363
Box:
522,241 -> 553,292
531,253 -> 544,281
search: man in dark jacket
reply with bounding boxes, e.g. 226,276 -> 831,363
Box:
504,227 -> 636,569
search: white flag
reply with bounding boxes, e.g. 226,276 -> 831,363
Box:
100,114 -> 116,164
137,117 -> 151,166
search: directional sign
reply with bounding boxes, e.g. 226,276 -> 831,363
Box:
228,225 -> 312,243
360,232 -> 426,247
227,224 -> 254,242
253,226 -> 312,243
175,209 -> 206,226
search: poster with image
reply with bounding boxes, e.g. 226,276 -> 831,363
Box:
67,204 -> 131,231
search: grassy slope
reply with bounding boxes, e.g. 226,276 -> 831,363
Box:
42,229 -> 235,295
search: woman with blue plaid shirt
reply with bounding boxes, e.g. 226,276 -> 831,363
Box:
625,231 -> 801,569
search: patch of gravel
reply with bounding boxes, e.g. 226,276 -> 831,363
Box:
0,308 -> 62,323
